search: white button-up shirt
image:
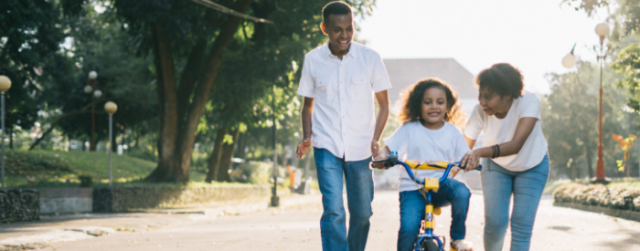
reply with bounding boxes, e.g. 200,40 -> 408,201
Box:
297,42 -> 391,161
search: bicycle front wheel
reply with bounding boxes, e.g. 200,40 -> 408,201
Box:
417,238 -> 440,251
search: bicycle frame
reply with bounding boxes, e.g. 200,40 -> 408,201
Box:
373,151 -> 482,251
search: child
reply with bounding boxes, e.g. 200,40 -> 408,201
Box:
373,78 -> 474,251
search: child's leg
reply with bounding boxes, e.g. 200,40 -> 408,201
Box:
481,159 -> 514,251
398,190 -> 427,251
431,179 -> 471,240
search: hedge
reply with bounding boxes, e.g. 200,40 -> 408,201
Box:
553,183 -> 640,211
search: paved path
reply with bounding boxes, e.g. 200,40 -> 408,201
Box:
1,191 -> 639,250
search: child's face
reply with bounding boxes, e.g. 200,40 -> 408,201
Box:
420,87 -> 448,127
478,87 -> 512,117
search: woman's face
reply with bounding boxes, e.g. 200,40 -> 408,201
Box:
478,87 -> 512,117
420,87 -> 448,128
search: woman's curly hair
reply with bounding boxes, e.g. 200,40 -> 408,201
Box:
475,63 -> 524,99
397,78 -> 466,128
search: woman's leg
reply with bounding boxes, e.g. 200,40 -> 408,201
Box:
398,190 -> 426,251
481,159 -> 514,251
509,154 -> 549,251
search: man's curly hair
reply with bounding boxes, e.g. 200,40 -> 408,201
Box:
397,78 -> 466,128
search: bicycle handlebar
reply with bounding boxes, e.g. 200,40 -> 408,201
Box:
371,151 -> 482,185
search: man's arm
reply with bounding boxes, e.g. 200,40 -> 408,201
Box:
371,90 -> 390,157
296,97 -> 314,159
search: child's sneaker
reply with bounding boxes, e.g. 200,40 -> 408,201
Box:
450,239 -> 473,251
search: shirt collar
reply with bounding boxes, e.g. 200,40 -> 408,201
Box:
323,41 -> 359,59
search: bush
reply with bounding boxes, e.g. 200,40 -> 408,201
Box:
553,183 -> 640,211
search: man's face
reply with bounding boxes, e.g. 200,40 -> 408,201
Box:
321,14 -> 354,53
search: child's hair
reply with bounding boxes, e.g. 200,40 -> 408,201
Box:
398,78 -> 466,128
475,63 -> 524,99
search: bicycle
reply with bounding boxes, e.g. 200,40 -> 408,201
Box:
372,151 -> 482,251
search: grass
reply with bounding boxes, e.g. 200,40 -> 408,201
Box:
3,150 -> 213,188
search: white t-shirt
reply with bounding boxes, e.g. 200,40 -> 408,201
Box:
463,91 -> 548,172
384,121 -> 470,192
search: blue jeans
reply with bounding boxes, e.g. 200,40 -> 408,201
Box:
481,154 -> 549,251
398,179 -> 471,251
314,148 -> 374,251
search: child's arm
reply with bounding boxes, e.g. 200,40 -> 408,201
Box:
372,146 -> 391,169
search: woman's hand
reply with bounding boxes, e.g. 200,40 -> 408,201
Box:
461,149 -> 482,172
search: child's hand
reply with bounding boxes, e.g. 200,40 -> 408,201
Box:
371,155 -> 389,169
461,149 -> 481,172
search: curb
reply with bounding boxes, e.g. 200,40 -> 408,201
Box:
553,202 -> 640,222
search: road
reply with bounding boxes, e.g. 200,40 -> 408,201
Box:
1,190 -> 639,251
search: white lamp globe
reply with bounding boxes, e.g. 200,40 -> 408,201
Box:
84,85 -> 93,94
595,23 -> 610,37
93,90 -> 102,98
562,53 -> 577,68
88,71 -> 98,80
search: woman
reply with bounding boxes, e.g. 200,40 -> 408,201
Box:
460,63 -> 549,251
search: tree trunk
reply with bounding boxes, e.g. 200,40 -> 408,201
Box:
216,128 -> 240,182
585,144 -> 594,179
144,21 -> 182,182
206,125 -> 227,182
145,0 -> 254,183
8,127 -> 12,149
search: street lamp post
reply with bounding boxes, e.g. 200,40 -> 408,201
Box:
594,22 -> 610,184
270,85 -> 279,207
104,101 -> 117,187
86,71 -> 100,151
0,76 -> 11,189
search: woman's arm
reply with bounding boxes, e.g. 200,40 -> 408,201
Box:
461,117 -> 538,170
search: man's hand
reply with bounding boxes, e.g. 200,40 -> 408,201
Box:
296,138 -> 312,159
371,140 -> 381,158
371,154 -> 389,170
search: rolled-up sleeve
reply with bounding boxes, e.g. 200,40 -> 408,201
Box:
371,52 -> 392,93
463,105 -> 484,140
297,55 -> 315,98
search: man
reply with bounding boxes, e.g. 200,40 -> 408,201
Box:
295,2 -> 391,251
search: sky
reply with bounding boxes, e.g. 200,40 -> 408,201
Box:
356,0 -> 613,94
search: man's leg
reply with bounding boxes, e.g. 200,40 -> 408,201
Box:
314,148 -> 348,251
481,159 -> 514,251
509,155 -> 549,251
344,157 -> 374,251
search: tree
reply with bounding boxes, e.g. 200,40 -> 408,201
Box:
0,0 -> 72,143
543,61 -> 631,179
105,0 -> 374,182
31,4 -> 158,151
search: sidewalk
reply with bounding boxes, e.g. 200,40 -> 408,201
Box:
0,192 -> 322,251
